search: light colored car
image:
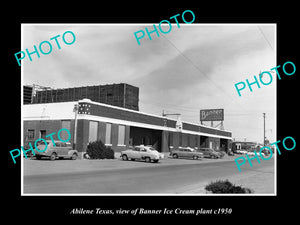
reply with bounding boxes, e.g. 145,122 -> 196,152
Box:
35,140 -> 78,160
247,151 -> 265,157
171,147 -> 203,160
121,145 -> 164,163
198,148 -> 223,159
236,150 -> 248,155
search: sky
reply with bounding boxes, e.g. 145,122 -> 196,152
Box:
22,24 -> 276,144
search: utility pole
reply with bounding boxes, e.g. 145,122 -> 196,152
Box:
73,104 -> 79,150
263,113 -> 266,146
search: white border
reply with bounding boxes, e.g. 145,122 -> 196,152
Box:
21,23 -> 276,196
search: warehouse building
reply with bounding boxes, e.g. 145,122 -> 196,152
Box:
23,98 -> 232,156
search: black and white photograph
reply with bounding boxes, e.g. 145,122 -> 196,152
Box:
21,23 -> 276,195
4,4 -> 298,221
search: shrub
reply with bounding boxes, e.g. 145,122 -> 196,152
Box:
205,179 -> 253,193
86,140 -> 115,159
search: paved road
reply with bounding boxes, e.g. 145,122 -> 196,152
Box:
23,157 -> 274,194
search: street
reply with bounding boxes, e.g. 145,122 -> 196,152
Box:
23,155 -> 275,194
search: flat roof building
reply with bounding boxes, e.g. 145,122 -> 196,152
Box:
23,98 -> 232,157
25,83 -> 139,111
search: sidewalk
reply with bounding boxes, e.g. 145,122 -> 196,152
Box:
174,159 -> 275,195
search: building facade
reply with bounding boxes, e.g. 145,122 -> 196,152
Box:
25,83 -> 139,111
23,99 -> 232,156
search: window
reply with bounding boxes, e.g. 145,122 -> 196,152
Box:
89,121 -> 98,142
60,142 -> 67,147
179,133 -> 182,147
118,125 -> 125,145
66,142 -> 72,147
27,129 -> 35,140
39,130 -> 46,139
61,120 -> 71,141
105,123 -> 112,145
169,132 -> 173,147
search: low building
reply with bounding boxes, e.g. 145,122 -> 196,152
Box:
23,99 -> 232,156
232,141 -> 262,152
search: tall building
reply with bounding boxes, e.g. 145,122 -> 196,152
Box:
25,83 -> 139,111
23,85 -> 33,104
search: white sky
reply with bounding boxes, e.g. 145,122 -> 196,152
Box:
22,24 -> 276,144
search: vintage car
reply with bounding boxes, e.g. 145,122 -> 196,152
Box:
170,147 -> 203,160
236,150 -> 248,155
197,148 -> 224,159
121,145 -> 164,163
35,140 -> 78,160
247,151 -> 265,157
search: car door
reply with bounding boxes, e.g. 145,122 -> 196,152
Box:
53,142 -> 62,157
186,149 -> 194,158
180,149 -> 188,158
201,149 -> 209,157
60,142 -> 71,157
139,147 -> 148,159
130,147 -> 140,159
176,149 -> 184,157
54,141 -> 68,157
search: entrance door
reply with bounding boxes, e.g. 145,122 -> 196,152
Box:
39,130 -> 46,139
129,126 -> 162,151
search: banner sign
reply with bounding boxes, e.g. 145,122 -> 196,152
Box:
200,109 -> 224,121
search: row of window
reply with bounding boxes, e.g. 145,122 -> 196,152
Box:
173,133 -> 208,147
25,121 -> 125,146
26,120 -> 72,141
89,121 -> 126,146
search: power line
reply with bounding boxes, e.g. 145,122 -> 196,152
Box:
140,99 -> 272,117
160,34 -> 248,111
257,26 -> 274,51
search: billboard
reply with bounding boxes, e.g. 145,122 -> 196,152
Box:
200,109 -> 224,121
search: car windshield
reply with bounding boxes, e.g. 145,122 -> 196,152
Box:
148,147 -> 156,151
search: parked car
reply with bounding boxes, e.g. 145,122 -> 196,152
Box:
228,150 -> 234,156
235,150 -> 248,155
247,151 -> 266,157
197,148 -> 223,159
35,140 -> 78,160
217,150 -> 226,158
170,147 -> 203,160
121,145 -> 164,163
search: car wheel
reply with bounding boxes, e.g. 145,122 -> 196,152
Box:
145,157 -> 151,163
172,154 -> 178,158
193,155 -> 198,160
122,154 -> 128,161
50,153 -> 56,161
71,153 -> 77,160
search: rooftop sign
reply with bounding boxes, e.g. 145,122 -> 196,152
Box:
200,109 -> 224,121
